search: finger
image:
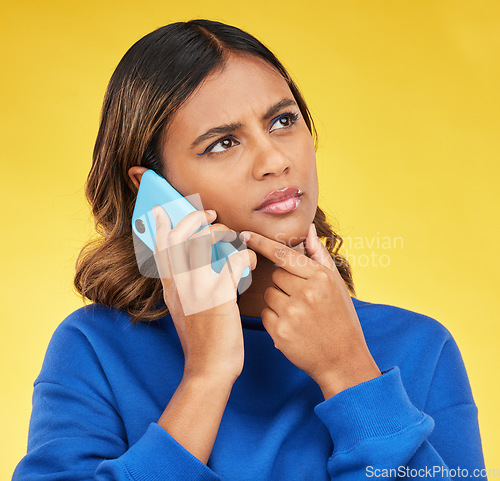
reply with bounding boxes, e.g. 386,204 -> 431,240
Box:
189,224 -> 238,271
261,306 -> 279,339
271,267 -> 304,296
219,245 -> 257,290
152,206 -> 173,282
263,285 -> 289,314
304,223 -> 335,270
166,209 -> 217,277
239,230 -> 316,278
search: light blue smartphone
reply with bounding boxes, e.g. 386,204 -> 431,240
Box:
131,169 -> 250,282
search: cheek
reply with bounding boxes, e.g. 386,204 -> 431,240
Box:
300,135 -> 319,205
295,126 -> 316,159
307,136 -> 317,165
299,134 -> 318,178
199,185 -> 241,224
165,170 -> 222,216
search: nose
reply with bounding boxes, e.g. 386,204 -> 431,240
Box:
251,136 -> 290,179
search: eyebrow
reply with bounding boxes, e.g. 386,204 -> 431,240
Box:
190,97 -> 299,149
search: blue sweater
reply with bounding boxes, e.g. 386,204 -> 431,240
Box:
13,297 -> 486,480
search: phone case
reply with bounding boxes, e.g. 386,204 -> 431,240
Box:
131,169 -> 251,281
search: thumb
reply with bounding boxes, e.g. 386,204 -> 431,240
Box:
304,223 -> 335,270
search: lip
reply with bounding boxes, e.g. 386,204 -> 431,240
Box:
255,186 -> 303,212
256,196 -> 302,214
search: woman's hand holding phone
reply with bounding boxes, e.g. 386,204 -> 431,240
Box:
152,206 -> 257,383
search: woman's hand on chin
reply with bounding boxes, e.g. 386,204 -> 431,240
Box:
238,224 -> 381,399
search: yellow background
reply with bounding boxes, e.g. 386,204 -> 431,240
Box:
2,0 -> 499,478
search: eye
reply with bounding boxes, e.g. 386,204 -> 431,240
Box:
200,135 -> 239,155
197,111 -> 301,156
270,112 -> 300,132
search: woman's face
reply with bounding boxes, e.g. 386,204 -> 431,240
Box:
160,53 -> 318,248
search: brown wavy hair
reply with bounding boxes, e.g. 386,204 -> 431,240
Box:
73,19 -> 356,324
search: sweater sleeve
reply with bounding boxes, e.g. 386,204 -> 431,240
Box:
313,334 -> 486,480
12,320 -> 221,481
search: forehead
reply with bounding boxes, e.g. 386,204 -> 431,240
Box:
168,54 -> 292,133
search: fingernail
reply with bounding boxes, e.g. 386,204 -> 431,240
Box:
153,206 -> 161,221
239,231 -> 250,242
312,224 -> 317,236
207,209 -> 217,217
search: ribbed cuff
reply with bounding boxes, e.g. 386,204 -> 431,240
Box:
119,422 -> 221,481
314,366 -> 429,453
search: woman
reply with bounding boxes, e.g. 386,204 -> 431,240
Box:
13,19 -> 486,480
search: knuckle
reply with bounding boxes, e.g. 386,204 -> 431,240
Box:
261,306 -> 272,323
167,231 -> 187,251
189,236 -> 206,252
263,286 -> 273,303
301,287 -> 316,304
193,225 -> 213,240
271,268 -> 282,284
192,224 -> 225,241
319,268 -> 331,281
273,247 -> 288,260
261,309 -> 278,337
197,209 -> 211,219
275,321 -> 289,340
210,224 -> 232,239
210,222 -> 225,230
285,303 -> 300,320
244,249 -> 257,270
167,229 -> 178,245
190,228 -> 208,242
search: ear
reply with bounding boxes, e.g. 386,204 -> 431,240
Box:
128,166 -> 149,190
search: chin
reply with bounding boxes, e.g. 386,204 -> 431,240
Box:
273,227 -> 308,249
